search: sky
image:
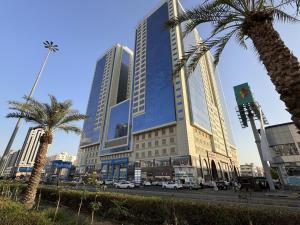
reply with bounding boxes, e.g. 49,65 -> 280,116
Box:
0,0 -> 299,166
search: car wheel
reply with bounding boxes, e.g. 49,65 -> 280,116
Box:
174,187 -> 178,190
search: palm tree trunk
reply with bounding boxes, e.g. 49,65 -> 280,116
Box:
244,20 -> 300,130
23,132 -> 52,209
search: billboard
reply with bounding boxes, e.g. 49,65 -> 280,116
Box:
52,160 -> 72,169
234,83 -> 254,106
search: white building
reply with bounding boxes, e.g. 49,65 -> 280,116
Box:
265,122 -> 300,186
240,163 -> 256,177
46,152 -> 76,164
15,127 -> 44,177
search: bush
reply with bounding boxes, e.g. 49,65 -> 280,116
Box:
0,197 -> 54,225
0,197 -> 88,225
1,184 -> 300,225
42,207 -> 88,225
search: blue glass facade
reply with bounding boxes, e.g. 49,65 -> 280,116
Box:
107,100 -> 130,140
183,31 -> 212,132
100,157 -> 128,180
80,56 -> 107,146
214,67 -> 236,145
117,51 -> 130,103
132,3 -> 176,132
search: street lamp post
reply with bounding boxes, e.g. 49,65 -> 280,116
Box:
0,41 -> 59,176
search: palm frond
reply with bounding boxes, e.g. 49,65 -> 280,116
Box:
7,95 -> 87,134
57,124 -> 82,134
213,28 -> 238,65
57,113 -> 88,127
6,112 -> 46,127
272,8 -> 299,22
235,29 -> 247,49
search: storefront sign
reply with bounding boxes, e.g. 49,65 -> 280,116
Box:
52,160 -> 72,169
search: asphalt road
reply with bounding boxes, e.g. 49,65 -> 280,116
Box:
47,184 -> 300,211
80,185 -> 300,211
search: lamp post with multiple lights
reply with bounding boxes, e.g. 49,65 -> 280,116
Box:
0,41 -> 59,176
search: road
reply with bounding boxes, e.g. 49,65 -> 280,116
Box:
79,185 -> 300,211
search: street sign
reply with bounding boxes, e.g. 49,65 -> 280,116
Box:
234,83 -> 254,106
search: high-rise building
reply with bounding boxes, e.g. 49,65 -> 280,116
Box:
129,0 -> 239,182
14,127 -> 44,177
77,44 -> 134,174
77,0 -> 239,182
1,150 -> 20,177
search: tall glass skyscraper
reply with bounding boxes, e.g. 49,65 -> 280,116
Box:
130,0 -> 239,182
78,0 -> 239,182
77,44 -> 133,174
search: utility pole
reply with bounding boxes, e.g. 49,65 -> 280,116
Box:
0,41 -> 58,176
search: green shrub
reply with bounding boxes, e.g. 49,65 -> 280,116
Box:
1,184 -> 300,225
42,207 -> 88,225
0,197 -> 54,225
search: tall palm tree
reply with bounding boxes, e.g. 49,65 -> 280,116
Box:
7,95 -> 87,209
166,0 -> 300,130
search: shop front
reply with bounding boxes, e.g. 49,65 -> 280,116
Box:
100,157 -> 128,181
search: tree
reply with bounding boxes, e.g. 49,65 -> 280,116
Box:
166,0 -> 300,130
6,95 -> 87,209
90,198 -> 102,225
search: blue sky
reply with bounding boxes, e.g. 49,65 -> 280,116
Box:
0,0 -> 299,166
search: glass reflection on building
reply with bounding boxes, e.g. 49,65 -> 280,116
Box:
132,3 -> 176,133
80,56 -> 107,147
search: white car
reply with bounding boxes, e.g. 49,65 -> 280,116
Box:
143,181 -> 151,186
162,182 -> 183,190
114,181 -> 135,189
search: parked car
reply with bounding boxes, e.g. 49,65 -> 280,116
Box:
182,182 -> 201,190
215,181 -> 228,190
162,182 -> 183,190
104,180 -> 114,185
202,181 -> 214,188
114,181 -> 135,189
152,181 -> 163,186
143,181 -> 151,186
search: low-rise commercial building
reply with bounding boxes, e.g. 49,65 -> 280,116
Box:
265,122 -> 300,186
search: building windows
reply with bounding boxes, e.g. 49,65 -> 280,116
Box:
162,129 -> 166,135
136,136 -> 139,141
148,133 -> 152,138
136,144 -> 139,150
142,143 -> 145,148
142,134 -> 145,139
142,152 -> 145,158
162,139 -> 166,145
148,141 -> 152,147
136,153 -> 139,158
170,147 -> 176,154
148,151 -> 152,157
155,140 -> 159,146
169,127 -> 174,133
155,131 -> 158,136
170,137 -> 175,143
162,148 -> 167,155
155,149 -> 159,156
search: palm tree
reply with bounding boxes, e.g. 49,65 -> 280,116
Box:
166,0 -> 300,130
7,95 -> 87,209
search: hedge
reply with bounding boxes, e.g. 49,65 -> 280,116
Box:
1,183 -> 300,225
0,197 -> 54,225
